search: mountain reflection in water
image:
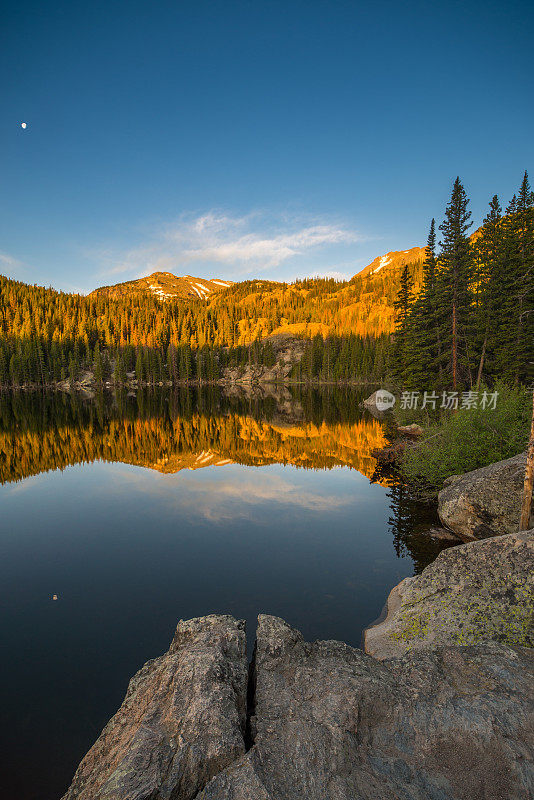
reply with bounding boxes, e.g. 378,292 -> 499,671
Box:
1,386 -> 389,484
0,386 -> 451,800
0,386 -> 445,573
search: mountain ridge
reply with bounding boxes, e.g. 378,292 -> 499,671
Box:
90,272 -> 234,301
357,246 -> 426,278
87,244 -> 425,301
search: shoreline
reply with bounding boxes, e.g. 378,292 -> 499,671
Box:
0,377 -> 385,392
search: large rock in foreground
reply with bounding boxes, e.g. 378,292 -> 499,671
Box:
438,452 -> 530,540
63,613 -> 534,800
364,530 -> 534,660
61,615 -> 248,800
199,614 -> 533,800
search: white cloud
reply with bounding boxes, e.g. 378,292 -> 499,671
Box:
0,251 -> 25,274
96,211 -> 363,280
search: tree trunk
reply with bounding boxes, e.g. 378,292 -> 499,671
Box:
475,328 -> 488,391
452,302 -> 457,390
519,389 -> 534,530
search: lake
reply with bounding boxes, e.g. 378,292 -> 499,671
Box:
0,386 -> 445,800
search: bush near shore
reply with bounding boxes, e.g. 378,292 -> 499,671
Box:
397,383 -> 531,496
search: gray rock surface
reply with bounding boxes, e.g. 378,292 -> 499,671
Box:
438,452 -> 531,540
61,615 -> 248,800
63,613 -> 534,800
199,614 -> 534,800
364,530 -> 534,660
362,389 -> 389,418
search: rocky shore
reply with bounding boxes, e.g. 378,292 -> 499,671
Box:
364,529 -> 534,659
63,552 -> 534,800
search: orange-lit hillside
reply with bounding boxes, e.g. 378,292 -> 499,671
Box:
0,410 -> 388,485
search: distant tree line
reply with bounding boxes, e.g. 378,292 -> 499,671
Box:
291,333 -> 389,382
393,172 -> 534,390
0,329 -> 385,388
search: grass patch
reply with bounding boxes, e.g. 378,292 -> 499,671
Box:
400,383 -> 531,496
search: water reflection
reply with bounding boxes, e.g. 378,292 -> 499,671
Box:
0,386 -> 449,800
0,386 -> 445,568
0,386 -> 389,484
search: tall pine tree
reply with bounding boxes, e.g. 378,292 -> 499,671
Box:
437,177 -> 474,389
392,264 -> 414,386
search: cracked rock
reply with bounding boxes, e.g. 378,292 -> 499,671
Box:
61,614 -> 248,800
63,613 -> 534,800
198,614 -> 534,800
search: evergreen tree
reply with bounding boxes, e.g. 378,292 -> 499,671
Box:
392,264 -> 414,386
94,344 -> 103,384
473,195 -> 503,387
514,171 -> 534,383
437,177 -> 473,388
135,348 -> 144,382
404,219 -> 440,388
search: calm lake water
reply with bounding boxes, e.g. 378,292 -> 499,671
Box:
0,387 -> 445,800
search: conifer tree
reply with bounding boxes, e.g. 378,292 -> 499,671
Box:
391,264 -> 414,386
135,348 -> 144,382
494,181 -> 534,384
94,344 -> 103,384
473,195 -> 503,387
514,171 -> 534,383
437,177 -> 473,388
404,220 -> 440,388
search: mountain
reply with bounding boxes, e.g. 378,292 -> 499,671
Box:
0,243 -> 424,389
0,241 -> 427,389
357,246 -> 426,278
90,272 -> 233,301
88,245 -> 426,302
81,246 -> 426,340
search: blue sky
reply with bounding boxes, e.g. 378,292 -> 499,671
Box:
1,0 -> 533,293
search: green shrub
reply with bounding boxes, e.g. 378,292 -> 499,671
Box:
400,383 -> 532,495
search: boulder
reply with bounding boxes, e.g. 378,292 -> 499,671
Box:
397,423 -> 423,437
199,614 -> 534,800
63,613 -> 534,800
364,530 -> 534,660
438,451 -> 530,540
363,389 -> 395,417
61,615 -> 248,800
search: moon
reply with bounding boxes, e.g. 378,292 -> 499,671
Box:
21,122 -> 27,129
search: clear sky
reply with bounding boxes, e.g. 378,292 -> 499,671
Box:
1,0 -> 533,293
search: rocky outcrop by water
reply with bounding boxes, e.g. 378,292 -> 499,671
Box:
61,615 -> 247,800
63,611 -> 534,800
364,530 -> 534,660
438,452 -> 530,540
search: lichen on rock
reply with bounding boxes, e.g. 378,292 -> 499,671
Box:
364,530 -> 534,659
63,612 -> 534,800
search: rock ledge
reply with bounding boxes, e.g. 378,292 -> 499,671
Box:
438,452 -> 531,540
63,610 -> 534,800
364,530 -> 534,660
